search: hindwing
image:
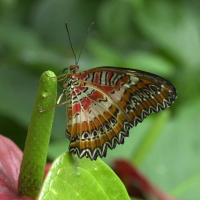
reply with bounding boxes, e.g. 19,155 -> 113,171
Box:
65,67 -> 177,160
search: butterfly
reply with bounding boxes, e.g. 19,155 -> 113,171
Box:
46,23 -> 177,160
57,64 -> 177,161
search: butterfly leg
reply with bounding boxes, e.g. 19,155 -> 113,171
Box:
44,72 -> 57,78
40,92 -> 67,112
44,72 -> 68,82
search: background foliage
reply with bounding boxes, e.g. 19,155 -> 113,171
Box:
1,0 -> 200,199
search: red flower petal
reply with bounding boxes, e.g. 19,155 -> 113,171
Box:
0,135 -> 35,199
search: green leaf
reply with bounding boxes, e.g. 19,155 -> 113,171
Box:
125,51 -> 175,77
38,152 -> 130,200
131,1 -> 200,68
87,39 -> 123,67
140,98 -> 200,199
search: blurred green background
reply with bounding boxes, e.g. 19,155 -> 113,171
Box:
0,0 -> 200,199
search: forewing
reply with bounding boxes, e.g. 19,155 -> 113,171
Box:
66,67 -> 177,160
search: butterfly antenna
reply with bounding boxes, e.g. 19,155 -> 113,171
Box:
65,22 -> 78,64
77,22 -> 94,64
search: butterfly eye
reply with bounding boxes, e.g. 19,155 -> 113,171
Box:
69,64 -> 79,74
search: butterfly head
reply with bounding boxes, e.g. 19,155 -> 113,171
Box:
63,64 -> 80,74
69,64 -> 79,74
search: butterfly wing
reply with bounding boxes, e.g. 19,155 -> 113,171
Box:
66,67 -> 177,160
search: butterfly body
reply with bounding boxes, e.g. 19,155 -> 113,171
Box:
62,66 -> 177,160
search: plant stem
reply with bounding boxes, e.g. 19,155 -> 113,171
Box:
18,71 -> 57,198
170,171 -> 200,197
132,111 -> 170,166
